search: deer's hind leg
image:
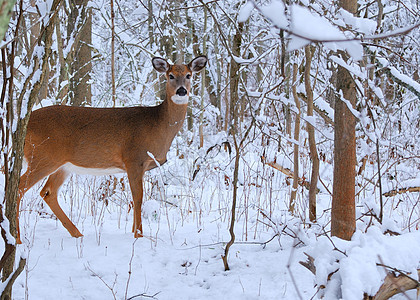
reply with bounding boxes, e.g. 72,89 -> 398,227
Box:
40,168 -> 83,239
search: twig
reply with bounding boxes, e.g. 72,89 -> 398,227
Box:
124,239 -> 137,300
127,292 -> 160,300
85,263 -> 117,300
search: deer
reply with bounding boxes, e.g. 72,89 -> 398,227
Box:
16,55 -> 208,244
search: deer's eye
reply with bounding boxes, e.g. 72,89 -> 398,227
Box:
186,74 -> 191,80
169,74 -> 175,79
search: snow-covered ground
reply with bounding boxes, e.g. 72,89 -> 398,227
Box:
1,0 -> 419,298
2,131 -> 418,299
14,202 -> 314,299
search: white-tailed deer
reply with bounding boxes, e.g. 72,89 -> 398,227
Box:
17,56 -> 208,243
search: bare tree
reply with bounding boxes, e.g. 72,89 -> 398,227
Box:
228,22 -> 243,133
110,0 -> 116,106
304,46 -> 319,223
68,0 -> 92,106
331,0 -> 357,240
289,55 -> 300,213
0,0 -> 16,39
1,1 -> 62,298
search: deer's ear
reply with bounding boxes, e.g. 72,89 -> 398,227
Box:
152,57 -> 170,73
189,56 -> 207,73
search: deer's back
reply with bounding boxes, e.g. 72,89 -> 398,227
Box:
25,105 -> 162,169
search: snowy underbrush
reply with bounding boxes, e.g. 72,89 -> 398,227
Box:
2,129 -> 419,299
308,227 -> 420,299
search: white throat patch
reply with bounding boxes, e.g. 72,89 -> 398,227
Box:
171,95 -> 189,105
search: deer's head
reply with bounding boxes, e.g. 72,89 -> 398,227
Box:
152,56 -> 208,105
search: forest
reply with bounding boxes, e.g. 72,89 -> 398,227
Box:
0,0 -> 419,299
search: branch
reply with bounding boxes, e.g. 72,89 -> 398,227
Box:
299,252 -> 315,275
379,66 -> 420,100
264,158 -> 319,193
366,47 -> 420,100
372,261 -> 420,300
1,256 -> 26,298
248,0 -> 420,43
383,186 -> 420,197
300,253 -> 420,300
0,205 -> 15,271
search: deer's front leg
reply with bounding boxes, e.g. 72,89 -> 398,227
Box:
126,164 -> 148,238
41,169 -> 82,238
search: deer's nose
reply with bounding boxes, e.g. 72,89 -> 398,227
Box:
176,87 -> 187,97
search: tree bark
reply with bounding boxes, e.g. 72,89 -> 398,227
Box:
331,0 -> 357,241
2,1 -> 60,297
304,46 -> 319,223
68,0 -> 92,106
0,0 -> 16,40
289,59 -> 300,213
110,0 -> 116,106
199,6 -> 207,148
228,22 -> 243,134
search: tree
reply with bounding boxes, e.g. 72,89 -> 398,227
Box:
1,1 -> 61,298
289,54 -> 300,213
304,45 -> 319,223
228,22 -> 243,133
68,0 -> 92,106
0,0 -> 16,39
331,0 -> 357,240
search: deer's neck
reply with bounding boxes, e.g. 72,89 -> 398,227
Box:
161,94 -> 188,133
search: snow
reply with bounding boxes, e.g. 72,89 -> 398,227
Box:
241,0 -> 363,60
3,128 -> 418,299
2,0 -> 420,299
238,1 -> 255,24
389,67 -> 420,95
383,177 -> 420,194
337,9 -> 377,35
259,1 -> 288,30
308,228 -> 420,300
376,57 -> 420,96
0,218 -> 15,245
314,95 -> 334,121
10,183 -> 314,299
302,115 -> 316,128
288,5 -> 347,49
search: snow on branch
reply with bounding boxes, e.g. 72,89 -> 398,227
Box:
383,178 -> 420,197
375,57 -> 420,100
239,0 -> 363,60
239,0 -> 420,62
300,228 -> 420,299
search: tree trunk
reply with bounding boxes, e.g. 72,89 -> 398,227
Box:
289,58 -> 300,213
228,22 -> 243,134
110,0 -> 116,107
2,1 -> 59,297
213,20 -> 222,128
304,46 -> 319,223
331,0 -> 357,241
68,0 -> 92,106
199,7 -> 207,148
0,0 -> 16,40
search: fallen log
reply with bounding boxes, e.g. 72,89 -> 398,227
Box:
265,159 -> 319,193
371,269 -> 420,300
383,186 -> 420,197
300,253 -> 420,300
